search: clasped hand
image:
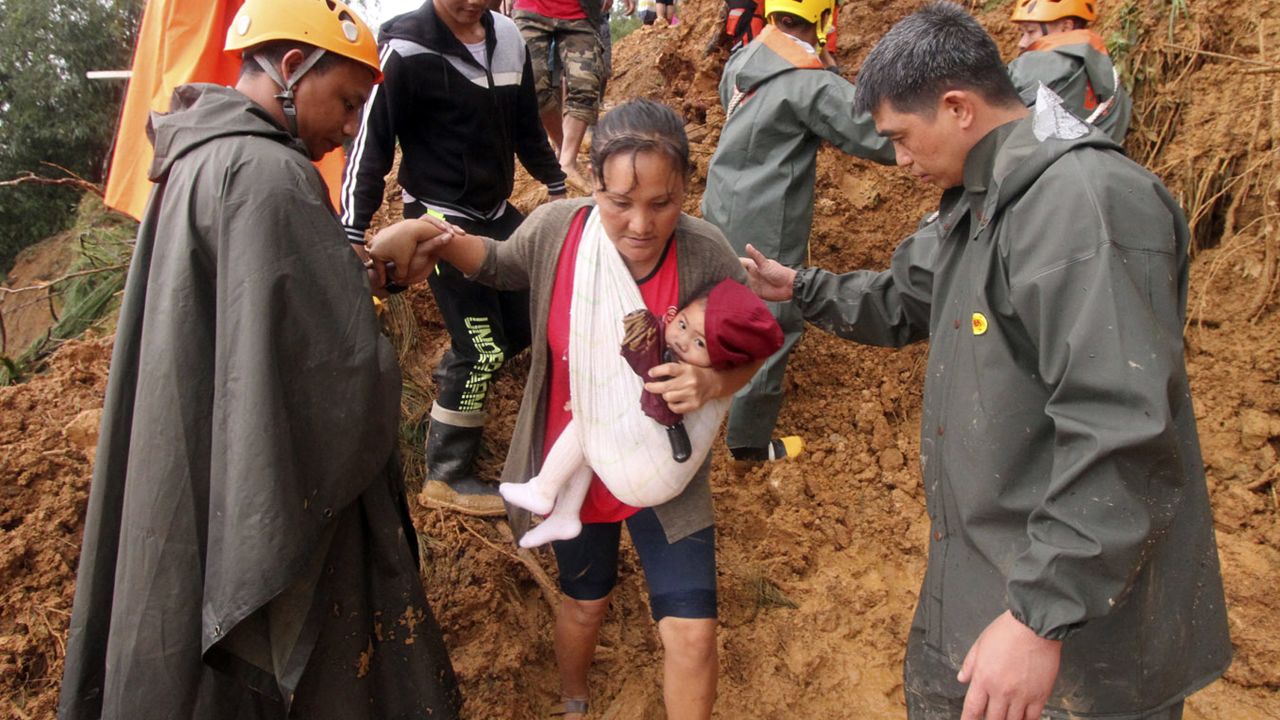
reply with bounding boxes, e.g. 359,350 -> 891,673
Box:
364,216 -> 461,290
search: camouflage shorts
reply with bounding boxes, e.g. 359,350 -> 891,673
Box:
514,10 -> 602,123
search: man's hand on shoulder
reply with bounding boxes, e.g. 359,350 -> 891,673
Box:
741,244 -> 797,302
957,610 -> 1062,720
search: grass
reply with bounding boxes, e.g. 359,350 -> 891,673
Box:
1167,0 -> 1188,42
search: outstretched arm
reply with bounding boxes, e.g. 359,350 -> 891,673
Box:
743,228 -> 936,350
805,76 -> 896,165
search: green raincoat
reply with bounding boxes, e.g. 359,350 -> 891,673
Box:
58,84 -> 460,720
701,25 -> 893,449
791,95 -> 1229,717
702,25 -> 893,266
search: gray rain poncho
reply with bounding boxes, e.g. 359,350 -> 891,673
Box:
58,84 -> 460,720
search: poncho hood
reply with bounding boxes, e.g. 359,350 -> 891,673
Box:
148,83 -> 306,182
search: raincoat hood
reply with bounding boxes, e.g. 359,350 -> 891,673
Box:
974,86 -> 1122,223
147,83 -> 305,182
1022,29 -> 1121,98
729,25 -> 825,94
1007,29 -> 1132,143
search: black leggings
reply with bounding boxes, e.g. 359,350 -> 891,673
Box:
551,508 -> 718,622
405,202 -> 531,414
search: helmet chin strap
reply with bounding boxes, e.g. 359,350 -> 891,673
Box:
253,48 -> 328,136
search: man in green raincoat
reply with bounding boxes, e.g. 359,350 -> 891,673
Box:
743,4 -> 1229,718
701,0 -> 894,466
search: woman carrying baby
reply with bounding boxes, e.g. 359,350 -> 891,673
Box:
368,98 -> 763,720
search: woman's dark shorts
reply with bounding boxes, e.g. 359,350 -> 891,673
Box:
551,507 -> 717,621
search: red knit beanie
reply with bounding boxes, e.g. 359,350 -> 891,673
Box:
704,279 -> 784,369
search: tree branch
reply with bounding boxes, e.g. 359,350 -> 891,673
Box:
0,263 -> 128,297
1163,43 -> 1280,70
0,162 -> 104,197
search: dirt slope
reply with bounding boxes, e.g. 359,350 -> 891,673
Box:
0,234 -> 77,355
1,0 -> 1277,718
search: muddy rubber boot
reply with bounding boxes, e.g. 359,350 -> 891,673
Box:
418,405 -> 506,517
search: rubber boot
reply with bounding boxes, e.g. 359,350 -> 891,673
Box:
729,436 -> 805,475
418,404 -> 506,517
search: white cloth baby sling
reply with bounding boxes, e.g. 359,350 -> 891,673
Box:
565,208 -> 730,507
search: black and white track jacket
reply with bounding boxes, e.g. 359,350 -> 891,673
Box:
340,2 -> 565,242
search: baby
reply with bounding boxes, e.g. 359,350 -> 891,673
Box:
501,277 -> 783,547
364,223 -> 783,547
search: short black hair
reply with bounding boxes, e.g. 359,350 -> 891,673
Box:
589,98 -> 691,192
854,1 -> 1022,117
239,41 -> 344,81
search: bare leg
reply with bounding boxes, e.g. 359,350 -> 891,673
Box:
558,114 -> 592,192
518,463 -> 592,548
500,422 -> 585,515
540,105 -> 564,153
555,595 -> 610,720
657,617 -> 718,720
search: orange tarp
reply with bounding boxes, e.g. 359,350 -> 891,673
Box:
104,0 -> 348,220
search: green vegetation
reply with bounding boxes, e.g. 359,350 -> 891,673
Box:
0,195 -> 136,385
610,12 -> 643,44
1104,0 -> 1142,85
0,0 -> 142,277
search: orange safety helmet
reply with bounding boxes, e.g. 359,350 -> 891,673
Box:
225,0 -> 381,135
224,0 -> 383,83
1010,0 -> 1098,24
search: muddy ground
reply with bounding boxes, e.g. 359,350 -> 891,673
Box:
1,0 -> 1278,718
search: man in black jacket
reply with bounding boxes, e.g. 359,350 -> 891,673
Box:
342,0 -> 566,516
